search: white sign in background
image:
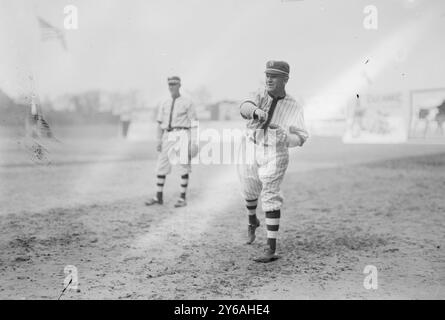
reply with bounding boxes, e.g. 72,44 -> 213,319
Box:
343,92 -> 408,144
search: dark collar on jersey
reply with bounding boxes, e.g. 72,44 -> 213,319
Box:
268,92 -> 286,100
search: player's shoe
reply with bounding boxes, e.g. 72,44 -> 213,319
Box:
144,196 -> 163,206
174,198 -> 187,208
246,218 -> 260,244
253,248 -> 279,263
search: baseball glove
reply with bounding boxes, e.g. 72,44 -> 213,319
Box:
189,142 -> 199,159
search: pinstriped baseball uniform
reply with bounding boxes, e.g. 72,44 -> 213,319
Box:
238,88 -> 309,240
241,88 -> 308,146
239,88 -> 309,207
155,95 -> 198,176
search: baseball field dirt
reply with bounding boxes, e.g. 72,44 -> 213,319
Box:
0,129 -> 444,299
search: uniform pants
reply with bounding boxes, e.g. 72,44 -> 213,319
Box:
237,137 -> 289,212
156,131 -> 192,176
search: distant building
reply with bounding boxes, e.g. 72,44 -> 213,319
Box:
206,100 -> 240,121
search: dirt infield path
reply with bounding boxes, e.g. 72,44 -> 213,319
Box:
0,137 -> 444,299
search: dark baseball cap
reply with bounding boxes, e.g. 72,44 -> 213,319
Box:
167,76 -> 181,85
265,60 -> 290,76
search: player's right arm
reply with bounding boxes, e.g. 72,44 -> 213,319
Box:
156,124 -> 163,151
240,101 -> 257,119
156,102 -> 164,152
240,90 -> 266,121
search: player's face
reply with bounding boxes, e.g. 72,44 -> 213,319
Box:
168,83 -> 181,96
265,73 -> 287,94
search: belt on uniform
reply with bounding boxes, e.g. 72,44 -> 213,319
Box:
166,127 -> 190,132
248,135 -> 288,149
248,135 -> 273,147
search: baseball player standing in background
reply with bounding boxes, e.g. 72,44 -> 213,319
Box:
238,61 -> 309,262
145,76 -> 198,208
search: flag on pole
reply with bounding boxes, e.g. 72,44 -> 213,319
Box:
28,93 -> 56,140
22,93 -> 58,166
37,17 -> 67,50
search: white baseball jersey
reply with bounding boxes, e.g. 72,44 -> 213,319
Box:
156,95 -> 198,130
240,88 -> 309,146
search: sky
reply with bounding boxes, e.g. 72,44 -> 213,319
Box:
0,0 -> 444,117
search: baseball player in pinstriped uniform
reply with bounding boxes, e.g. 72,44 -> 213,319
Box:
238,61 -> 309,262
145,76 -> 198,208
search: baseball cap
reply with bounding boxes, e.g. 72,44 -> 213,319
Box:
265,61 -> 290,77
167,76 -> 181,85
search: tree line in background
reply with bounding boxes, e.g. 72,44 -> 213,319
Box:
0,85 -> 243,128
0,89 -> 147,127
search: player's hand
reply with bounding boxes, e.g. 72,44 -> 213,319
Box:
254,109 -> 267,122
156,140 -> 162,152
268,124 -> 288,146
189,142 -> 199,159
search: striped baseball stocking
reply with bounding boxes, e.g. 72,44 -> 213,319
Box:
180,174 -> 189,200
156,175 -> 166,201
245,198 -> 258,225
265,209 -> 280,252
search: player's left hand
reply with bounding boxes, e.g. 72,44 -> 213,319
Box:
189,142 -> 199,158
268,124 -> 288,146
156,140 -> 162,152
